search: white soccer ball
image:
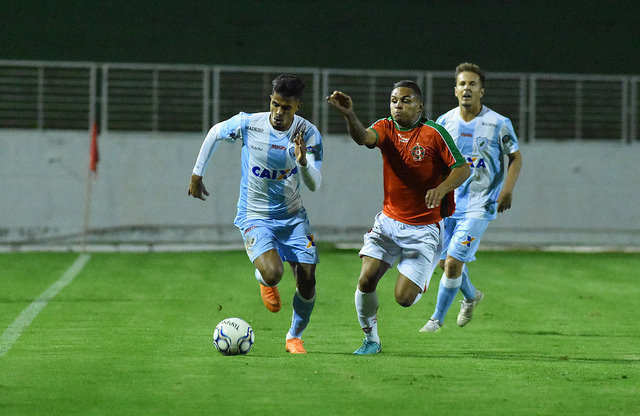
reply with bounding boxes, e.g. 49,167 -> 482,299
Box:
213,317 -> 255,356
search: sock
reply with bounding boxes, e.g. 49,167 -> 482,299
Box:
254,269 -> 275,287
411,291 -> 423,306
286,291 -> 315,339
459,264 -> 477,300
355,288 -> 380,344
431,274 -> 462,322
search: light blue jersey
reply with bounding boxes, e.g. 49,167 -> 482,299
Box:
436,106 -> 518,220
193,112 -> 323,226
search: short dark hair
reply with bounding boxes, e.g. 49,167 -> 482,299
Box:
392,80 -> 423,103
272,74 -> 305,100
455,63 -> 486,87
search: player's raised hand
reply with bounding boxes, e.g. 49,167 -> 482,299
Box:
188,174 -> 209,201
293,130 -> 307,166
326,91 -> 353,115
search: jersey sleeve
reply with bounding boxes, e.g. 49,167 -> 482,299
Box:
297,121 -> 323,191
499,118 -> 519,154
192,113 -> 244,176
428,120 -> 466,168
369,118 -> 391,148
303,122 -> 323,171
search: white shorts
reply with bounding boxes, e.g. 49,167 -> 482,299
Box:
359,212 -> 443,292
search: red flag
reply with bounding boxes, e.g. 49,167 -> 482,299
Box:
89,122 -> 99,175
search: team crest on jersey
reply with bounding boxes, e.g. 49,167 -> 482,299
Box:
476,137 -> 488,148
289,144 -> 322,160
411,144 -> 425,161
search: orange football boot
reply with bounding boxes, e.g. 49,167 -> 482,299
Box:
285,337 -> 307,354
259,284 -> 281,313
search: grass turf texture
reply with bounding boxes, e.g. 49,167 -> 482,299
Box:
1,249 -> 639,415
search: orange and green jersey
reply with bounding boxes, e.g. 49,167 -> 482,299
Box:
369,117 -> 466,225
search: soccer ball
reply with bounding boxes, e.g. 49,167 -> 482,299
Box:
213,317 -> 255,356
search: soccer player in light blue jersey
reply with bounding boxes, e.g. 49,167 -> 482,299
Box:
420,63 -> 523,333
188,75 -> 323,354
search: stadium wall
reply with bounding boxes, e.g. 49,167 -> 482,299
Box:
1,130 -> 639,249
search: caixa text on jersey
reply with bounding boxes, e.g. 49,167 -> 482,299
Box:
251,166 -> 299,180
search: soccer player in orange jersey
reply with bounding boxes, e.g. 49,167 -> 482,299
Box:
327,81 -> 471,354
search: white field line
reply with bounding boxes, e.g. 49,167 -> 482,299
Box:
0,254 -> 91,358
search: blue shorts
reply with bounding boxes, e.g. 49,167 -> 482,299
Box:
440,217 -> 490,263
236,208 -> 319,264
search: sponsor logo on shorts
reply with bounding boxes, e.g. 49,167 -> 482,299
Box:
461,235 -> 476,247
244,225 -> 257,234
306,235 -> 315,248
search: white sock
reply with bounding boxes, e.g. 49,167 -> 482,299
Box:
254,269 -> 274,287
411,291 -> 423,306
355,288 -> 380,344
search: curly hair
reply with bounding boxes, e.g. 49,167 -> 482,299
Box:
272,74 -> 305,100
392,80 -> 423,103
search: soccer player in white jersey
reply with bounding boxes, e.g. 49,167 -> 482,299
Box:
188,74 -> 323,354
420,63 -> 523,332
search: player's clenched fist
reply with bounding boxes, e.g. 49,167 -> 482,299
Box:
326,91 -> 353,115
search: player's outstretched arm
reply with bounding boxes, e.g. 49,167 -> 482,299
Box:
188,174 -> 210,201
326,91 -> 377,147
424,164 -> 471,208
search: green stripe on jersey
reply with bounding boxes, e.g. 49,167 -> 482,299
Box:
426,119 -> 466,167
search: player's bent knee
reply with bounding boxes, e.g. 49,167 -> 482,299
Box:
357,275 -> 377,292
395,292 -> 416,308
260,265 -> 284,286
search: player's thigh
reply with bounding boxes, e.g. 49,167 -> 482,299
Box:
445,218 -> 490,263
238,222 -> 277,261
439,217 -> 458,262
358,256 -> 391,292
275,215 -> 318,265
396,222 -> 441,293
359,212 -> 401,267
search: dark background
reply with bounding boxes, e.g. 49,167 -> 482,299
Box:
2,0 -> 638,74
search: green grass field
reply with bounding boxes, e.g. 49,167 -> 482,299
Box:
1,248 -> 639,415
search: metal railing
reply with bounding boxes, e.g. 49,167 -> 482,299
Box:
1,60 -> 638,142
